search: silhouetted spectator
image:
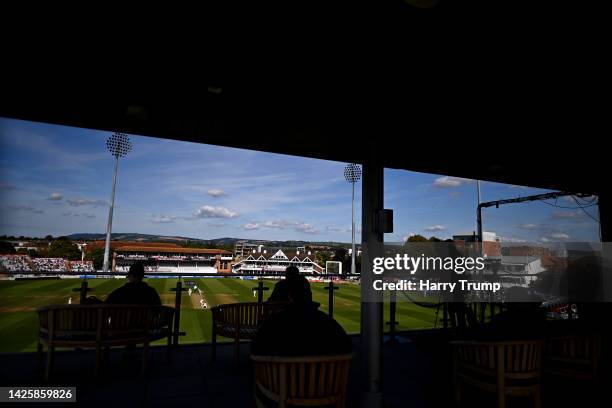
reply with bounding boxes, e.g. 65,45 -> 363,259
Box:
252,275 -> 352,356
561,255 -> 611,325
105,262 -> 161,305
267,265 -> 312,302
479,287 -> 547,340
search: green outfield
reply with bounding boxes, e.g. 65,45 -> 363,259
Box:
0,278 -> 439,353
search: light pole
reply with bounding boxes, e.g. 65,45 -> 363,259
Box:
103,132 -> 132,273
76,243 -> 87,261
344,163 -> 362,274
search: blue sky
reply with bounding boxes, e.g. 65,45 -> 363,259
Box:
0,117 -> 601,244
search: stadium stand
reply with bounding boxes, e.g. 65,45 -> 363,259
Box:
0,255 -> 32,272
69,260 -> 94,273
32,258 -> 67,272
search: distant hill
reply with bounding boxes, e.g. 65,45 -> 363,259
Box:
67,233 -> 199,243
67,233 -> 351,248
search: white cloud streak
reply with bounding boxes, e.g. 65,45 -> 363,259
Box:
67,197 -> 106,207
433,176 -> 474,188
46,192 -> 63,201
207,189 -> 226,198
193,205 -> 239,219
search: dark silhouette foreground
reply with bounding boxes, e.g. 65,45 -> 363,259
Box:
105,262 -> 161,305
267,265 -> 312,303
252,269 -> 351,356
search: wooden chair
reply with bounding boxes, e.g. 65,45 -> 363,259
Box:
211,301 -> 288,365
452,340 -> 543,408
543,335 -> 602,380
251,354 -> 352,408
37,304 -> 175,380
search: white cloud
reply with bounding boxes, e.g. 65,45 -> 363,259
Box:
294,222 -> 319,234
207,222 -> 226,228
500,236 -> 527,243
326,226 -> 348,233
562,195 -> 596,204
433,176 -> 473,188
326,225 -> 360,234
242,222 -> 260,230
552,210 -> 586,220
46,192 -> 63,201
67,197 -> 106,207
62,212 -> 96,218
263,220 -> 292,229
150,215 -> 177,223
425,225 -> 446,232
517,223 -> 539,230
243,219 -> 320,234
207,189 -> 226,198
540,232 -> 570,242
193,205 -> 239,219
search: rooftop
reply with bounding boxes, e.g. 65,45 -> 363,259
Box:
116,246 -> 231,255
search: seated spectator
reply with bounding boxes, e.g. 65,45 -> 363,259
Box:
267,265 -> 311,302
105,262 -> 162,305
478,287 -> 547,340
252,275 -> 352,356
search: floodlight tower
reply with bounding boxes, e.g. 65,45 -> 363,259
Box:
103,133 -> 132,273
344,163 -> 362,274
76,242 -> 87,261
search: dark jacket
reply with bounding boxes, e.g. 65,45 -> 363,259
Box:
105,282 -> 162,305
252,303 -> 352,356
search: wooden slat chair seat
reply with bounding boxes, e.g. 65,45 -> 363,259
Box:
251,354 -> 352,408
543,335 -> 602,380
452,340 -> 543,408
37,304 -> 175,380
211,302 -> 289,365
216,322 -> 260,337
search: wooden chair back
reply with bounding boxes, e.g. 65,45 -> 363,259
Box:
38,304 -> 174,344
452,340 -> 543,408
211,302 -> 288,339
453,340 -> 542,380
544,335 -> 601,379
251,354 -> 352,408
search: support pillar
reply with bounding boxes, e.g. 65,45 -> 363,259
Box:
360,158 -> 384,407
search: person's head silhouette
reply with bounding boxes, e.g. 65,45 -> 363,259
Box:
285,265 -> 300,278
128,261 -> 145,283
286,275 -> 313,305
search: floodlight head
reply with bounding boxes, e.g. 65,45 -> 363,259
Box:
344,163 -> 362,183
106,132 -> 132,158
